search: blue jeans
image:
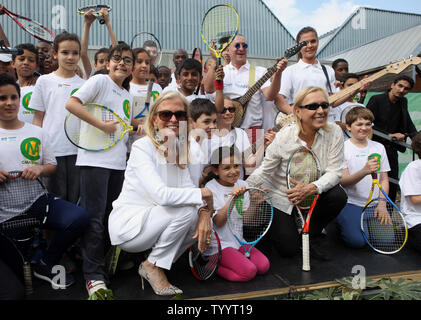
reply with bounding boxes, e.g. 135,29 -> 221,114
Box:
336,203 -> 366,248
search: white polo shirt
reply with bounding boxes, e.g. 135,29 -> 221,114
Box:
279,59 -> 336,104
222,61 -> 270,129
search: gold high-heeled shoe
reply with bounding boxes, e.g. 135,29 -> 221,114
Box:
138,263 -> 183,296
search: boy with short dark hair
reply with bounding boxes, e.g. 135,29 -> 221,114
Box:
157,65 -> 172,90
163,58 -> 214,103
0,73 -> 88,290
188,98 -> 218,187
335,106 -> 390,248
11,43 -> 39,123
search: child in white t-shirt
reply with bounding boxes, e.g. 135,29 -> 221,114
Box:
128,48 -> 162,150
0,73 -> 88,292
336,107 -> 391,248
30,32 -> 85,204
130,48 -> 162,120
11,43 -> 39,124
399,132 -> 421,253
202,146 -> 270,282
65,43 -> 139,299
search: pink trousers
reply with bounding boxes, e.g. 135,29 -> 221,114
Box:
217,245 -> 270,282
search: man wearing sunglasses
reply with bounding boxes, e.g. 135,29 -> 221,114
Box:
203,34 -> 287,144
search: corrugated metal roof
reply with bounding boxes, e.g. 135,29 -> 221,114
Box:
324,24 -> 421,74
317,7 -> 421,59
0,0 -> 295,58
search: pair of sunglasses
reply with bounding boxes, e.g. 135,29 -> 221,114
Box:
234,43 -> 248,50
299,102 -> 329,110
219,106 -> 236,114
156,110 -> 187,121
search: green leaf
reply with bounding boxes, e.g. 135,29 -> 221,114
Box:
88,288 -> 114,300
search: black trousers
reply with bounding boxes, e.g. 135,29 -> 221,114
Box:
408,224 -> 421,254
257,184 -> 347,258
79,166 -> 125,284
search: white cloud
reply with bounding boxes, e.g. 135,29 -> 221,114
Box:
263,0 -> 360,37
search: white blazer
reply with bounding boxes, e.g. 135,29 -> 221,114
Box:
108,136 -> 204,245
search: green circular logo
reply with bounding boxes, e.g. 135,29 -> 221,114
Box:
151,91 -> 160,101
20,137 -> 41,161
123,100 -> 131,118
70,88 -> 79,96
22,92 -> 34,111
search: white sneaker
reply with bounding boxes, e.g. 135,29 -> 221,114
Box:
86,280 -> 107,296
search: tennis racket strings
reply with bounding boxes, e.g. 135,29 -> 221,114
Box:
202,6 -> 238,53
288,150 -> 319,209
65,104 -> 127,151
362,198 -> 408,254
189,231 -> 221,280
228,189 -> 272,244
0,171 -> 46,225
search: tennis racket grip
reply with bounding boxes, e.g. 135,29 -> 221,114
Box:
215,57 -> 222,81
302,233 -> 310,271
23,262 -> 33,295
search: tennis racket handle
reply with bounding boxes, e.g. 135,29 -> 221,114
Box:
302,233 -> 310,271
23,262 -> 33,295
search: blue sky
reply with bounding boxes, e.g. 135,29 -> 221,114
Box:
262,0 -> 421,37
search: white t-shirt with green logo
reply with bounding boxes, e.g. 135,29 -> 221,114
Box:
29,72 -> 85,157
18,85 -> 35,123
129,81 -> 162,115
0,122 -> 56,172
72,74 -> 133,170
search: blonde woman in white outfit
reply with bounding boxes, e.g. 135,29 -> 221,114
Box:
108,91 -> 214,296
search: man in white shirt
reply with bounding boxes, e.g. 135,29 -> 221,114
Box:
277,26 -> 366,114
203,34 -> 287,144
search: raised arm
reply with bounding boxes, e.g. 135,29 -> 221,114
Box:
80,9 -> 96,79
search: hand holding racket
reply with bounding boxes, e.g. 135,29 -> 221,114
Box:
286,146 -> 322,271
361,153 -> 408,254
65,103 -> 137,152
227,187 -> 273,258
189,230 -> 221,281
77,5 -> 112,25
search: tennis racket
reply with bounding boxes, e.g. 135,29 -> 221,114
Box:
226,188 -> 273,258
2,7 -> 55,43
0,171 -> 50,295
361,153 -> 408,254
189,230 -> 221,280
201,4 -> 239,80
105,245 -> 121,277
64,103 -> 137,152
130,32 -> 162,66
77,5 -> 112,25
286,147 -> 322,271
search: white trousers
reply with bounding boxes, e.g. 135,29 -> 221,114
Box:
119,205 -> 198,270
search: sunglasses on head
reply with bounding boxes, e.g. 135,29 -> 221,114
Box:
156,110 -> 187,122
234,43 -> 248,50
299,102 -> 329,110
219,106 -> 236,114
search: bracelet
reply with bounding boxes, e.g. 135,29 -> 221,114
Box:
213,79 -> 224,90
